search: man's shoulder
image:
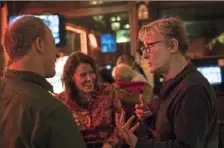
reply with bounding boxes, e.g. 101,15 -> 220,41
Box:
0,79 -> 70,122
166,69 -> 215,102
2,78 -> 66,115
181,69 -> 211,89
178,70 -> 216,100
1,76 -> 51,95
29,90 -> 66,113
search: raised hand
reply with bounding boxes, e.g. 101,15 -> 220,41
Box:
101,142 -> 112,148
116,110 -> 140,148
135,93 -> 152,120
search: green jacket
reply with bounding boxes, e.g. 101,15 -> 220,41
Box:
0,69 -> 86,148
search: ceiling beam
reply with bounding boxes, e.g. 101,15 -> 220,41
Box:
60,5 -> 128,18
150,1 -> 224,9
7,1 -> 128,18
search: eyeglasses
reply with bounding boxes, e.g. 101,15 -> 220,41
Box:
140,40 -> 164,53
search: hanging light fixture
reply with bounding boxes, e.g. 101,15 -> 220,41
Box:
111,22 -> 120,32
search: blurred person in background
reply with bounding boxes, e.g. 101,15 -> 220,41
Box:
112,63 -> 152,120
116,54 -> 147,82
99,65 -> 115,83
112,63 -> 153,146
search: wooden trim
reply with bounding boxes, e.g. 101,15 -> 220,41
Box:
128,2 -> 138,56
65,23 -> 88,54
0,2 -> 7,44
149,1 -> 224,9
148,1 -> 224,21
60,5 -> 129,18
9,1 -> 129,18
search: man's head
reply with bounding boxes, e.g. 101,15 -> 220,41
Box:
3,15 -> 57,78
139,17 -> 188,74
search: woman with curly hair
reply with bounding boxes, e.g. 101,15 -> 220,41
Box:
56,52 -> 135,148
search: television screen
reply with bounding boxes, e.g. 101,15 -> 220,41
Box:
197,66 -> 222,85
100,34 -> 116,53
46,56 -> 68,93
8,14 -> 64,46
116,29 -> 130,43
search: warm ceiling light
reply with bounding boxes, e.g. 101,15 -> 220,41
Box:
91,1 -> 97,5
116,16 -> 121,21
111,22 -> 120,32
110,17 -> 116,22
124,24 -> 130,29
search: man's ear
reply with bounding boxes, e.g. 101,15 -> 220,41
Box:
169,38 -> 178,54
35,37 -> 44,54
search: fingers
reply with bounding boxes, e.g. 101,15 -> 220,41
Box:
143,110 -> 153,117
130,122 -> 140,133
135,109 -> 143,118
135,104 -> 139,109
116,110 -> 126,127
119,128 -> 129,141
115,112 -> 120,126
139,93 -> 144,105
135,94 -> 151,119
102,142 -> 113,148
136,94 -> 149,111
120,125 -> 138,148
124,115 -> 135,129
135,109 -> 144,114
120,110 -> 126,125
135,109 -> 153,119
135,103 -> 144,110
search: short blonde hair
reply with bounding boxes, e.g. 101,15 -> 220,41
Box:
138,17 -> 188,55
112,64 -> 135,81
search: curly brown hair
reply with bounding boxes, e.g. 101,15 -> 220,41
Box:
62,52 -> 98,100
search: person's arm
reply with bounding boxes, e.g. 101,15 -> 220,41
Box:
136,85 -> 215,148
48,104 -> 86,148
103,87 -> 123,147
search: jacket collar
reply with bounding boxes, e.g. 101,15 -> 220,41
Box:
4,69 -> 53,92
160,63 -> 196,100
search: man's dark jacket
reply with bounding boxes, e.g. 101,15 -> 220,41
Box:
137,63 -> 219,148
0,69 -> 86,148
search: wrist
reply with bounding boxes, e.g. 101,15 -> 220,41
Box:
102,142 -> 113,148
